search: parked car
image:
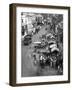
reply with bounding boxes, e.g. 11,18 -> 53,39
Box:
23,35 -> 32,45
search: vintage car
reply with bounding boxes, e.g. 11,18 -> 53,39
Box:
23,35 -> 32,45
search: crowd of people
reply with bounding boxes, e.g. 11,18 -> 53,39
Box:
31,33 -> 63,75
21,13 -> 63,75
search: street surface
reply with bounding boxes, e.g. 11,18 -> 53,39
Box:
21,25 -> 60,77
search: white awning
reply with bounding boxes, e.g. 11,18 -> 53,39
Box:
51,47 -> 59,52
50,44 -> 57,48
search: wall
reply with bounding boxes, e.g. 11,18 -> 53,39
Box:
0,0 -> 72,90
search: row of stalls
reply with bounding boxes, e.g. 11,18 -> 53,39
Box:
31,33 -> 63,74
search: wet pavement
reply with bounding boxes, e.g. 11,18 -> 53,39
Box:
21,25 -> 62,77
21,44 -> 59,77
